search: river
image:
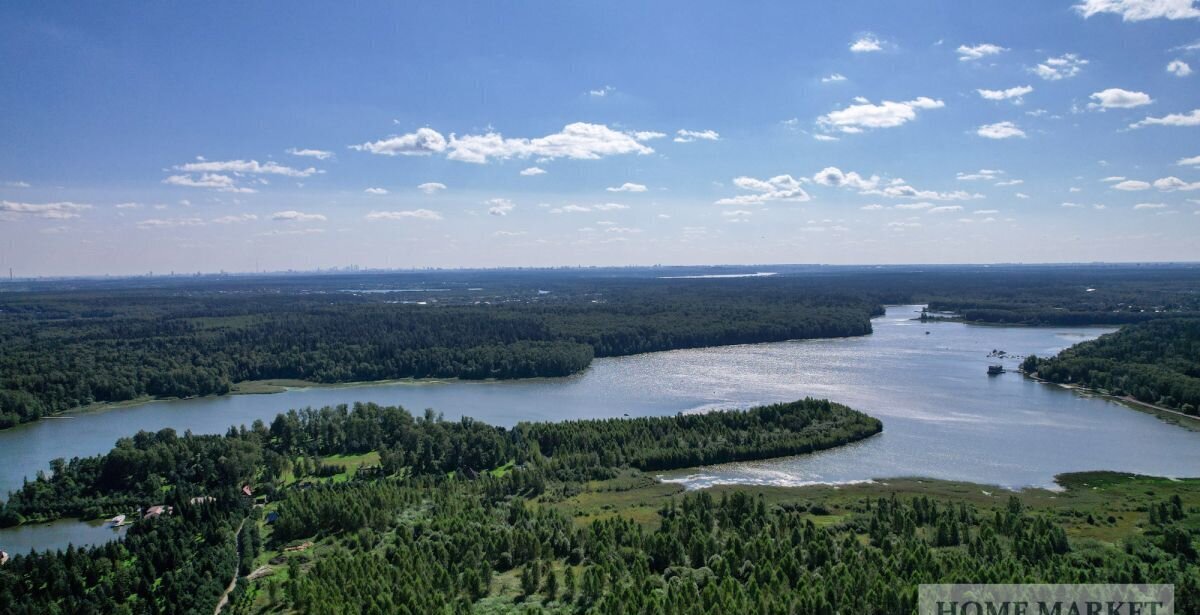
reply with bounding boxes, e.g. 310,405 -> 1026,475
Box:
3,305 -> 1199,552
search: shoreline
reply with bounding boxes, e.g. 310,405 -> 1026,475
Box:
1022,371 -> 1200,431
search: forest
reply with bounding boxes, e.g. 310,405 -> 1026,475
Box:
1,402 -> 1196,614
1021,318 -> 1200,416
3,263 -> 1199,429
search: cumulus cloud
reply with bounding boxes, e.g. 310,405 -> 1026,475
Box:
1113,180 -> 1152,190
818,97 -> 944,134
927,205 -> 964,213
1168,59 -> 1193,76
286,147 -> 333,160
364,187 -> 389,195
894,202 -> 934,210
1075,0 -> 1200,21
715,175 -> 811,205
860,204 -> 885,210
607,182 -> 648,192
0,201 -> 91,219
1153,176 -> 1200,190
1032,53 -> 1088,80
163,173 -> 257,193
520,167 -> 546,176
212,214 -> 258,224
1129,108 -> 1200,128
977,85 -> 1033,103
271,210 -> 326,222
486,198 -> 515,216
588,85 -> 616,97
821,73 -> 847,83
445,123 -> 659,163
365,209 -> 442,221
957,169 -> 1003,181
812,166 -> 879,190
3,180 -> 30,188
674,129 -> 720,143
977,121 -> 1026,139
174,159 -> 318,178
114,202 -> 142,209
350,127 -> 448,156
550,204 -> 592,214
136,217 -> 205,229
1133,202 -> 1168,209
862,180 -> 983,201
593,203 -> 629,211
1087,88 -> 1153,109
417,182 -> 447,194
1178,154 -> 1200,165
957,43 -> 1007,61
850,35 -> 883,52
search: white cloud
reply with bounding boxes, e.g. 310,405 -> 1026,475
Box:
818,97 -> 944,133
271,210 -> 326,222
256,228 -> 325,237
995,179 -> 1024,186
286,147 -> 333,160
444,122 -> 658,163
1178,154 -> 1200,165
1153,176 -> 1200,190
550,204 -> 592,214
1133,202 -> 1168,209
674,129 -> 720,143
1061,202 -> 1085,208
520,167 -> 546,176
3,181 -> 30,188
1075,0 -> 1200,21
1087,88 -> 1153,109
715,175 -> 812,206
1032,53 -> 1088,80
974,209 -> 1000,214
821,73 -> 847,83
957,43 -> 1007,61
1016,192 -> 1030,199
607,182 -> 648,192
927,205 -> 964,213
588,85 -> 616,97
493,230 -> 527,237
894,202 -> 935,210
1129,108 -> 1200,128
977,121 -> 1026,139
174,159 -> 317,177
1168,59 -> 1193,76
350,127 -> 448,156
163,173 -> 257,193
417,182 -> 447,194
977,85 -> 1033,103
812,166 -> 879,190
486,198 -> 515,216
813,134 -> 840,142
1101,176 -> 1127,182
114,202 -> 142,209
0,201 -> 91,219
212,214 -> 258,224
850,35 -> 883,52
863,180 -> 983,200
135,217 -> 205,229
956,169 -> 1004,181
365,209 -> 442,221
364,187 -> 389,195
593,203 -> 629,211
1113,180 -> 1152,190
861,204 -> 884,210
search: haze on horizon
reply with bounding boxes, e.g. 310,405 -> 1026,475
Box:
2,1 -> 1199,277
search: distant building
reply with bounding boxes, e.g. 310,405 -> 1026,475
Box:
242,485 -> 253,497
143,505 -> 169,519
988,365 -> 1005,375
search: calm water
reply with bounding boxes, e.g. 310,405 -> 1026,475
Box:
0,518 -> 127,556
4,305 -> 1199,552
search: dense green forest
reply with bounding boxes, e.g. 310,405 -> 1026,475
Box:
0,280 -> 877,429
2,402 -> 1197,614
3,264 -> 1199,429
1021,318 -> 1200,416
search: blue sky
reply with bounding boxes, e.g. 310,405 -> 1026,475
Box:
2,1 -> 1199,276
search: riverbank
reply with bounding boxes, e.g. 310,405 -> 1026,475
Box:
1023,371 -> 1200,432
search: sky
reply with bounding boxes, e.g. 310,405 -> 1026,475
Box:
1,1 -> 1200,277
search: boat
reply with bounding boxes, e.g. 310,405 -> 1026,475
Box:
109,514 -> 126,527
987,365 -> 1005,375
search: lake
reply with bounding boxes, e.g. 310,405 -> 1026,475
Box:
3,305 -> 1199,552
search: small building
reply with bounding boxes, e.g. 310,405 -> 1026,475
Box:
143,505 -> 168,519
988,365 -> 1005,375
242,485 -> 253,497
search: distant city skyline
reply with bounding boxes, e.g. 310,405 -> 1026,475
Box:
2,2 -> 1200,276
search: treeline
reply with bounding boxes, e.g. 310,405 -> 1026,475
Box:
2,400 -> 879,525
0,283 -> 877,428
1022,318 -> 1200,415
516,399 -> 881,475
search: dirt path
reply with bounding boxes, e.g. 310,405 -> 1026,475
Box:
214,518 -> 247,615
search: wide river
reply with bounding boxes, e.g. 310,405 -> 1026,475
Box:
3,305 -> 1199,552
